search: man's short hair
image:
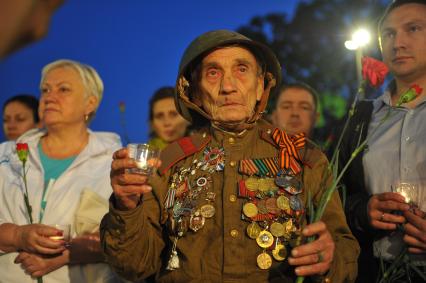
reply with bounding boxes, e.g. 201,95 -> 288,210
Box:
378,0 -> 426,41
275,82 -> 319,112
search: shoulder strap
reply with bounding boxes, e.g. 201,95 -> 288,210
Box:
159,133 -> 211,175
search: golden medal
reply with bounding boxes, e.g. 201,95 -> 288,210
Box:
265,197 -> 280,215
260,178 -> 278,192
272,243 -> 287,261
276,195 -> 290,210
245,177 -> 259,192
256,230 -> 274,248
282,219 -> 293,240
269,222 -> 285,238
200,203 -> 215,218
246,222 -> 262,239
257,251 -> 273,270
243,202 -> 259,218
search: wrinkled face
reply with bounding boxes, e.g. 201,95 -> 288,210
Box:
380,4 -> 426,82
195,46 -> 264,125
151,97 -> 189,143
272,88 -> 317,136
3,101 -> 38,140
39,67 -> 97,129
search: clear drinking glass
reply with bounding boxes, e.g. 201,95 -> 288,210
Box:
48,224 -> 71,244
391,182 -> 421,208
127,143 -> 161,175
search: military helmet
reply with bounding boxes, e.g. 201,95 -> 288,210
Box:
175,29 -> 282,123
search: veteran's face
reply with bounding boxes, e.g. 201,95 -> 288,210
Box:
380,3 -> 426,82
272,88 -> 317,136
39,67 -> 97,129
195,46 -> 264,124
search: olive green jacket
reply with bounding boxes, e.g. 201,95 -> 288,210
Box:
101,120 -> 359,283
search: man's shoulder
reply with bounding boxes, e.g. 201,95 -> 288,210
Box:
158,132 -> 211,175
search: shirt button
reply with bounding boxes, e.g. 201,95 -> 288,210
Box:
229,161 -> 236,167
230,229 -> 239,238
229,194 -> 237,202
115,229 -> 120,235
228,137 -> 235,144
267,129 -> 272,134
324,278 -> 331,283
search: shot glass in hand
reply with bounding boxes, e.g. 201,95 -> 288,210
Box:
391,182 -> 420,208
127,143 -> 160,175
49,224 -> 71,245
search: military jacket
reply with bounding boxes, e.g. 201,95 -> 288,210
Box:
101,120 -> 359,283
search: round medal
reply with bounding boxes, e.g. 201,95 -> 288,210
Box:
246,222 -> 262,239
256,230 -> 274,248
243,202 -> 258,218
276,195 -> 290,210
245,177 -> 259,191
196,177 -> 207,187
257,199 -> 268,214
275,175 -> 293,188
270,222 -> 285,237
257,252 -> 273,270
272,244 -> 287,261
289,195 -> 303,211
189,211 -> 205,232
200,204 -> 215,218
257,178 -> 271,192
265,198 -> 280,214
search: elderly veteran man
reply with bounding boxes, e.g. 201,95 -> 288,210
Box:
101,30 -> 359,283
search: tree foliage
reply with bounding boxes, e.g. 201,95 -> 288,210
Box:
238,0 -> 388,144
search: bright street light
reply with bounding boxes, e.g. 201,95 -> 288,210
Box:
345,28 -> 372,98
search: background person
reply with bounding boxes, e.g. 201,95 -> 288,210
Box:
0,59 -> 122,282
148,86 -> 190,150
271,82 -> 319,137
2,94 -> 40,141
339,1 -> 426,282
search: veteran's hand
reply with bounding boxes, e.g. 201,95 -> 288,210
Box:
111,148 -> 160,210
15,224 -> 66,255
403,208 -> 426,254
14,251 -> 67,278
288,221 -> 335,276
367,192 -> 409,230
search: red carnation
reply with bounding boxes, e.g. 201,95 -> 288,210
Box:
362,56 -> 389,88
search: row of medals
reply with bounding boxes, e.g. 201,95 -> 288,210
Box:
165,147 -> 224,270
241,172 -> 305,270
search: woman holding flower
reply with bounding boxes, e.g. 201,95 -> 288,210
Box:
0,59 -> 122,282
340,1 -> 426,282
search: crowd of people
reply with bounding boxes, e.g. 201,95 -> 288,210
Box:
0,0 -> 425,282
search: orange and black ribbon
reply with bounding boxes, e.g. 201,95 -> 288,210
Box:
271,128 -> 305,175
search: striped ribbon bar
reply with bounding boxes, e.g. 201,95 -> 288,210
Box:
239,157 -> 279,176
271,128 -> 305,175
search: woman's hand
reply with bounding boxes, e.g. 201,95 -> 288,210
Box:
14,250 -> 68,278
288,221 -> 335,276
15,224 -> 66,254
110,148 -> 160,210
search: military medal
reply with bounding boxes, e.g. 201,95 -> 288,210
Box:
189,211 -> 205,232
200,203 -> 215,218
265,197 -> 280,214
245,177 -> 259,191
166,238 -> 180,270
276,195 -> 290,211
257,252 -> 273,270
246,222 -> 262,239
203,147 -> 225,171
270,222 -> 285,237
289,195 -> 303,211
272,243 -> 287,261
257,199 -> 268,214
256,230 -> 274,248
243,202 -> 258,218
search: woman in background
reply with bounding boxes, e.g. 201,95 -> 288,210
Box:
148,86 -> 190,149
2,94 -> 40,141
0,59 -> 122,282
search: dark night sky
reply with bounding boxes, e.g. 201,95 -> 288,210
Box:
0,0 -> 300,143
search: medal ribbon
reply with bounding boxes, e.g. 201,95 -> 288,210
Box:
271,129 -> 305,175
